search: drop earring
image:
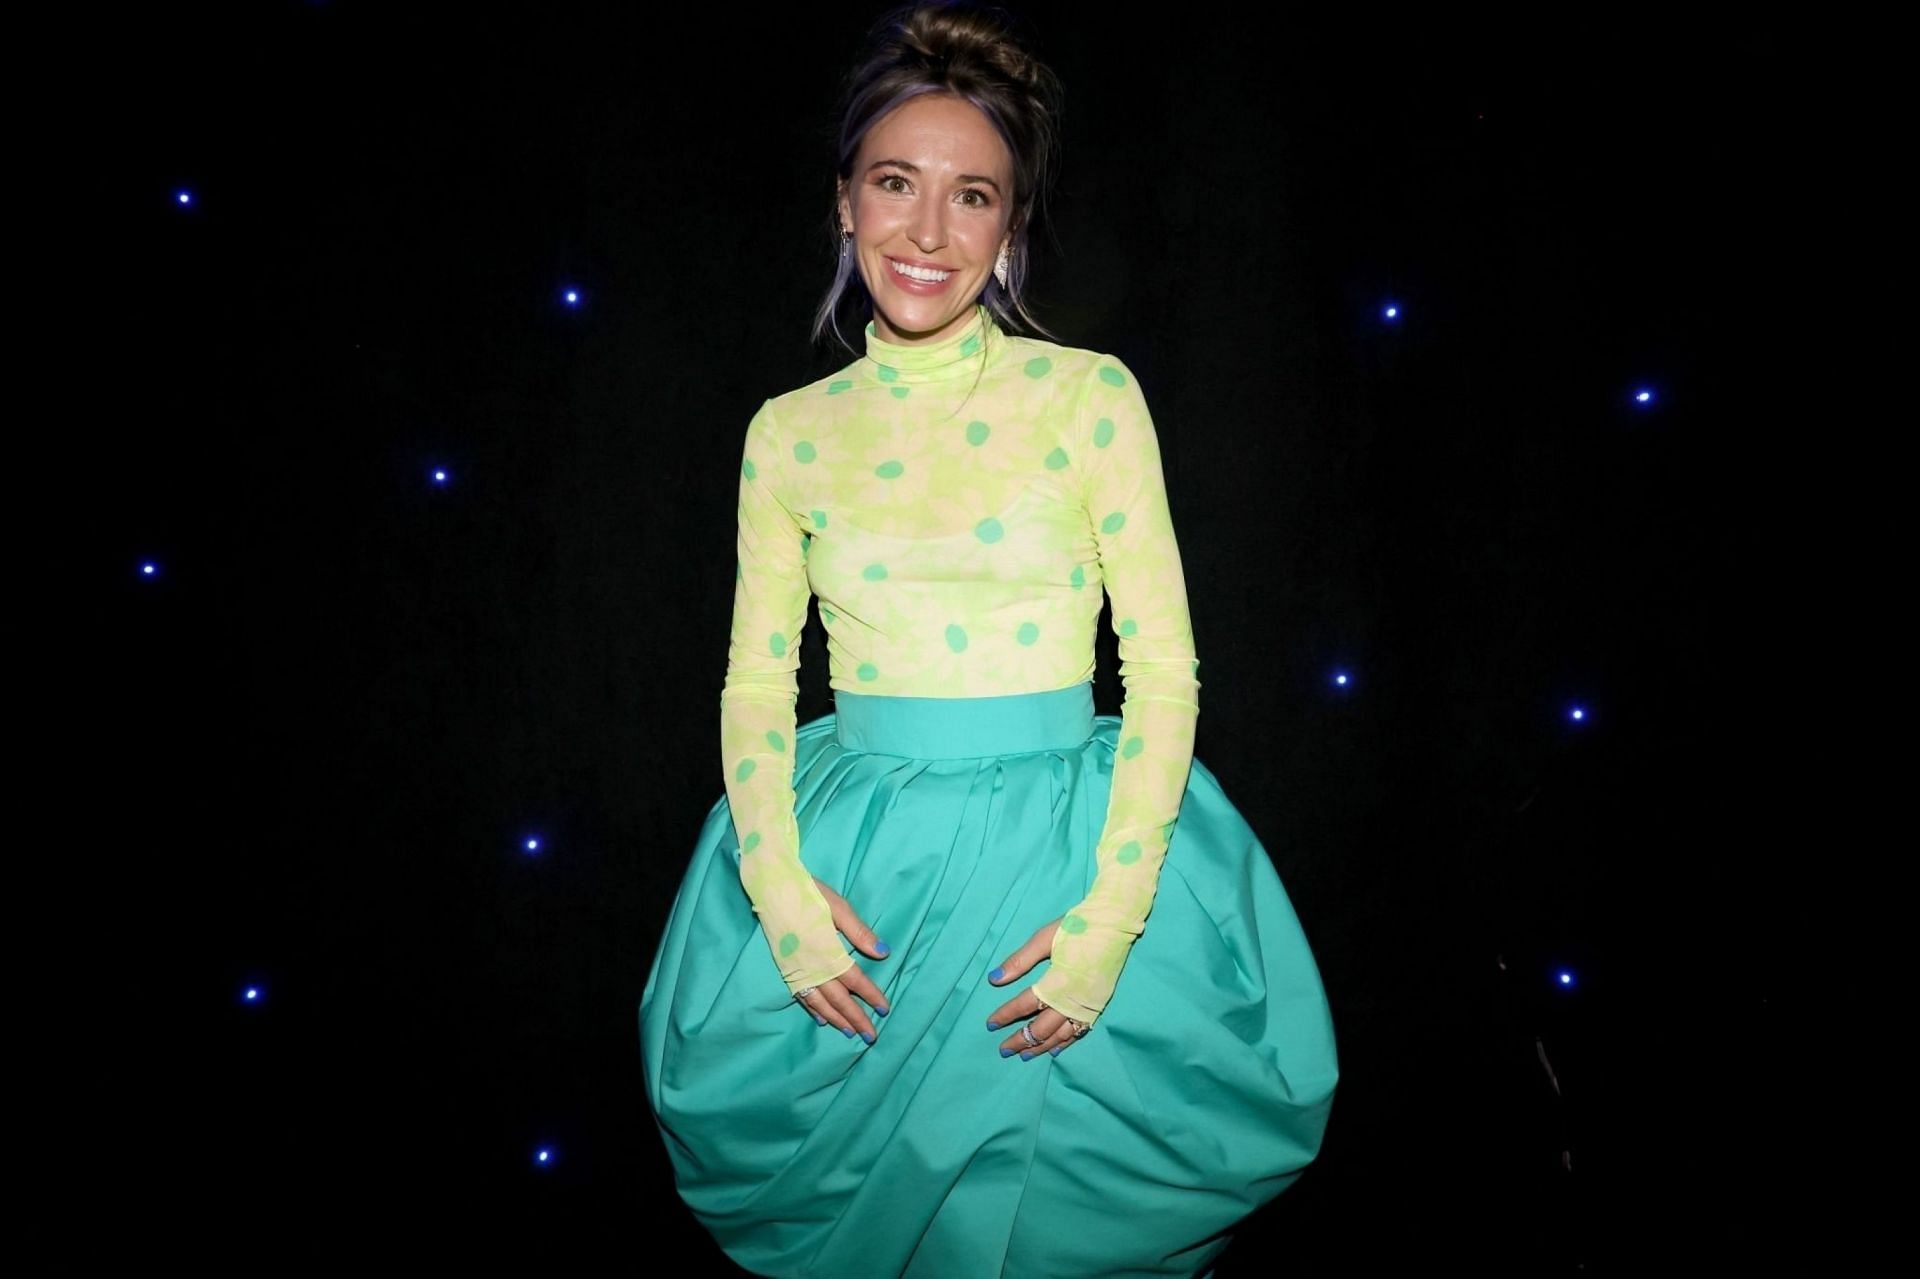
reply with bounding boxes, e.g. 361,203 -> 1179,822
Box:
993,244 -> 1010,289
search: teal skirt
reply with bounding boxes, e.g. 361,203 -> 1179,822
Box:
639,682 -> 1337,1278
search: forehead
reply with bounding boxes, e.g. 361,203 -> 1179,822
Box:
858,93 -> 1012,178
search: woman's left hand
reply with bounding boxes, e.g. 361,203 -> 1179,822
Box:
984,918 -> 1094,1060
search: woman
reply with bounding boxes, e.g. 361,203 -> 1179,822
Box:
639,4 -> 1338,1275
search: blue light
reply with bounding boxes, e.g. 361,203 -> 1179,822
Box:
140,563 -> 157,576
1633,388 -> 1655,406
242,985 -> 263,1003
1569,706 -> 1585,722
1383,303 -> 1399,320
1557,970 -> 1574,987
563,288 -> 580,306
1333,671 -> 1349,686
176,191 -> 192,206
534,1146 -> 556,1168
524,837 -> 541,854
431,468 -> 448,484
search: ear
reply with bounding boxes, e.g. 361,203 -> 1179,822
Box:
836,180 -> 852,235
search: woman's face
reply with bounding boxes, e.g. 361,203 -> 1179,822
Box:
838,93 -> 1014,347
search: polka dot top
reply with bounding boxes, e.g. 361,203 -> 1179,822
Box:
720,302 -> 1201,1024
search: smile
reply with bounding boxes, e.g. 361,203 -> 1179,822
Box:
890,259 -> 953,283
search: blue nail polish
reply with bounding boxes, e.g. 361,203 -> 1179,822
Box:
985,1020 -> 1000,1031
1050,1047 -> 1061,1057
1020,1051 -> 1034,1061
861,1031 -> 875,1044
875,940 -> 890,956
842,1027 -> 855,1039
876,1006 -> 890,1018
1000,1047 -> 1014,1058
814,1015 -> 826,1026
989,966 -> 1004,982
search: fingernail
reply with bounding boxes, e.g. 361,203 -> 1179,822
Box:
841,1027 -> 855,1039
985,1020 -> 1000,1031
1050,1047 -> 1061,1057
989,966 -> 1004,983
874,940 -> 891,956
1000,1047 -> 1015,1058
876,1006 -> 890,1018
814,1015 -> 826,1026
861,1031 -> 875,1044
1019,1051 -> 1034,1061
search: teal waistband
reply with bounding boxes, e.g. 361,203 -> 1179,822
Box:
828,681 -> 1096,759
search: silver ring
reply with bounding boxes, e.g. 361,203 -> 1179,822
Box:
794,986 -> 818,1001
1020,1023 -> 1040,1048
1067,1019 -> 1090,1038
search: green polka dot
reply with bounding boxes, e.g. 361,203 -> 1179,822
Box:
1099,366 -> 1126,387
1044,446 -> 1069,470
778,932 -> 799,957
1101,511 -> 1127,534
765,730 -> 786,752
744,832 -> 761,853
890,385 -> 911,399
736,758 -> 757,781
975,517 -> 1004,543
769,632 -> 787,657
875,459 -> 904,479
1060,914 -> 1088,935
1024,356 -> 1052,378
1122,735 -> 1145,759
1016,621 -> 1040,646
1116,840 -> 1142,865
960,333 -> 982,357
876,364 -> 898,382
1069,565 -> 1085,590
863,563 -> 889,581
811,509 -> 828,529
945,624 -> 968,652
1094,417 -> 1115,448
742,458 -> 757,481
1118,618 -> 1138,637
1191,658 -> 1199,674
966,420 -> 990,446
826,379 -> 853,395
799,533 -> 809,556
822,606 -> 837,623
793,440 -> 816,464
857,662 -> 879,682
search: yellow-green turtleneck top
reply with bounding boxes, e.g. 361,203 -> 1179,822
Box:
720,302 -> 1200,1024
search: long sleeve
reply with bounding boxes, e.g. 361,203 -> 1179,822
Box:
720,399 -> 857,995
1030,357 -> 1201,1025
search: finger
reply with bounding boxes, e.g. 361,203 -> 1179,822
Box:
820,980 -> 877,1044
986,920 -> 1058,987
985,983 -> 1048,1033
815,876 -> 891,960
1039,1017 -> 1085,1057
836,964 -> 891,1018
1001,1009 -> 1066,1059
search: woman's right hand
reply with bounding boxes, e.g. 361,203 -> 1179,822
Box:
797,876 -> 892,1043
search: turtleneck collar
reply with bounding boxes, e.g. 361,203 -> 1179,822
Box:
862,303 -> 995,384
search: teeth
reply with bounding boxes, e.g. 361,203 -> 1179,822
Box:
891,259 -> 952,283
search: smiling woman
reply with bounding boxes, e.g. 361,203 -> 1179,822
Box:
639,5 -> 1338,1277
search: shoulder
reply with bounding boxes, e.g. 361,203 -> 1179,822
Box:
992,328 -> 1132,385
763,356 -> 864,419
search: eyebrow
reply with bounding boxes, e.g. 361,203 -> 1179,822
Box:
865,158 -> 1003,196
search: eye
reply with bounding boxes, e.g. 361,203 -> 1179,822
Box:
957,188 -> 991,208
877,173 -> 910,194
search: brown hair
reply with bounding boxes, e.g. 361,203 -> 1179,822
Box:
813,1 -> 1065,352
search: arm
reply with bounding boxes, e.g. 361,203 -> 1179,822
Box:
720,399 -> 857,996
1030,357 -> 1201,1025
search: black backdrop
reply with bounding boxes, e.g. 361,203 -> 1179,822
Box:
38,2 -> 1806,1270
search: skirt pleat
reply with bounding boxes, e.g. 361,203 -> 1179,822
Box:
640,682 -> 1337,1279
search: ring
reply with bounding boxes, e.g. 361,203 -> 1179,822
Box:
1067,1019 -> 1090,1038
794,986 -> 818,1001
1020,1023 -> 1040,1048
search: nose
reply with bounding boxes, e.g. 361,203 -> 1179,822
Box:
909,196 -> 946,254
